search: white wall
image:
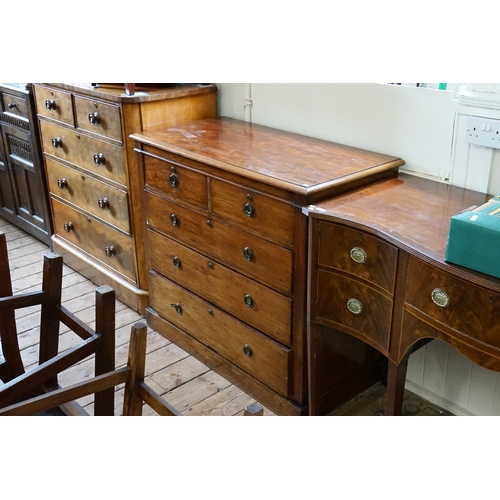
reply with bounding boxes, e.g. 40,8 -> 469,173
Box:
215,82 -> 500,416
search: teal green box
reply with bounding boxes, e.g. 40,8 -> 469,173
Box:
445,196 -> 500,278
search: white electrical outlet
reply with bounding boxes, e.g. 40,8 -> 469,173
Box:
465,116 -> 500,149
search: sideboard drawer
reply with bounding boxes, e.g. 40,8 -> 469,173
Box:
1,93 -> 29,120
34,85 -> 74,125
148,271 -> 290,397
146,192 -> 293,295
147,228 -> 292,345
405,256 -> 500,349
74,95 -> 122,142
46,158 -> 130,234
318,222 -> 398,294
51,198 -> 136,282
39,120 -> 126,186
210,179 -> 295,247
315,269 -> 393,351
144,153 -> 208,210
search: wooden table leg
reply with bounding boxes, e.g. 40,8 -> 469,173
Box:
385,357 -> 409,416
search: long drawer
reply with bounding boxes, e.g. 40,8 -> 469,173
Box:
148,271 -> 290,397
39,120 -> 126,186
51,197 -> 136,282
46,157 -> 130,233
147,228 -> 292,345
146,192 -> 293,295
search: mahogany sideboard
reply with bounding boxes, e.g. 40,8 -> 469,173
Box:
304,173 -> 500,415
131,117 -> 405,415
33,83 -> 217,313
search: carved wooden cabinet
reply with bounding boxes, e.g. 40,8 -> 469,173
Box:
0,83 -> 52,245
132,117 -> 404,415
33,84 -> 217,313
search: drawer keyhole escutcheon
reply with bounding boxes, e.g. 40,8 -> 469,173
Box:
45,99 -> 56,110
350,247 -> 367,264
244,294 -> 254,308
431,288 -> 450,308
170,303 -> 183,315
57,178 -> 68,189
170,214 -> 179,226
243,247 -> 253,261
243,202 -> 255,217
173,256 -> 181,268
347,298 -> 363,315
98,198 -> 109,210
243,344 -> 253,357
105,245 -> 116,257
88,112 -> 100,125
94,153 -> 105,166
52,137 -> 62,148
169,173 -> 178,187
63,222 -> 74,233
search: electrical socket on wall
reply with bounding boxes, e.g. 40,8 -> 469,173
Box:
465,116 -> 500,149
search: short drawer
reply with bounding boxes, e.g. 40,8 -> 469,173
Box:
315,269 -> 393,352
148,229 -> 292,345
148,271 -> 290,397
210,179 -> 294,247
143,153 -> 208,209
34,85 -> 74,126
39,120 -> 126,186
46,158 -> 130,233
51,197 -> 136,282
1,93 -> 29,119
318,222 -> 398,294
74,95 -> 122,142
405,256 -> 500,350
146,192 -> 293,296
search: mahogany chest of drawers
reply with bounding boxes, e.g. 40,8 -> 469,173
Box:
132,117 -> 405,415
0,83 -> 52,245
33,84 -> 217,313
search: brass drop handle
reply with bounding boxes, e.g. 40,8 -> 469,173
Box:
105,245 -> 116,257
244,294 -> 254,308
45,99 -> 56,110
169,173 -> 178,187
57,178 -> 68,189
170,214 -> 179,226
347,298 -> 363,315
243,246 -> 253,261
63,222 -> 74,233
8,102 -> 17,109
243,344 -> 253,357
94,153 -> 105,166
243,202 -> 255,217
98,198 -> 109,210
170,303 -> 183,315
52,137 -> 62,148
173,256 -> 181,268
88,112 -> 100,125
431,288 -> 450,308
350,247 -> 367,264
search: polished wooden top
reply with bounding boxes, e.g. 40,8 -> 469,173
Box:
303,173 -> 497,286
131,117 -> 405,198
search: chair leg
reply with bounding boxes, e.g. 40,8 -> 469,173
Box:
94,285 -> 116,416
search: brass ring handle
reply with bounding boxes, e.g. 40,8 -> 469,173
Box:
88,112 -> 100,125
45,99 -> 56,110
347,298 -> 363,315
244,294 -> 254,308
105,245 -> 116,257
98,198 -> 109,210
243,247 -> 253,261
63,222 -> 74,233
169,173 -> 178,187
173,256 -> 181,268
431,288 -> 450,308
243,202 -> 255,217
169,303 -> 183,315
94,153 -> 105,166
243,344 -> 253,357
350,247 -> 367,264
52,137 -> 62,148
170,214 -> 179,226
57,178 -> 67,189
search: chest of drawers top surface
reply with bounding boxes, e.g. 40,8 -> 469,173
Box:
132,117 -> 404,198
